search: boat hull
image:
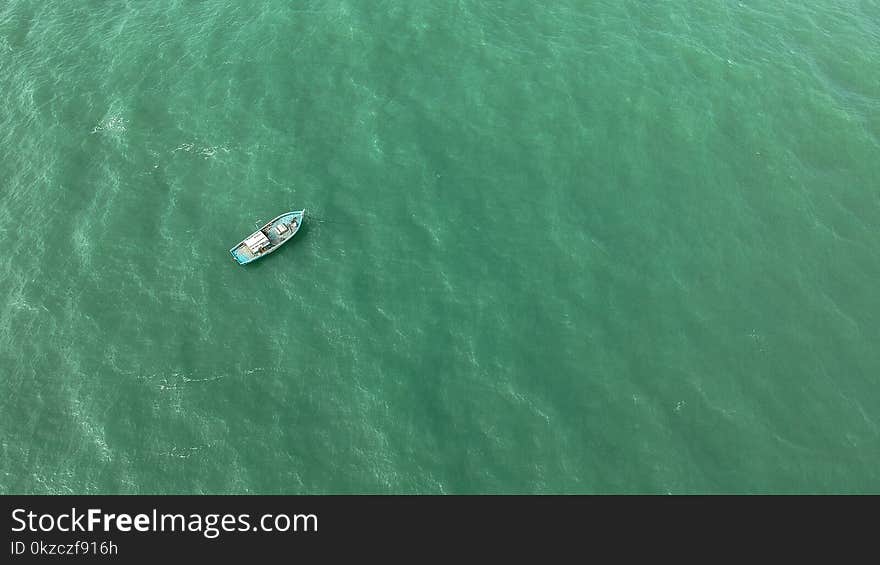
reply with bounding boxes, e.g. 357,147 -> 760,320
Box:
230,210 -> 304,265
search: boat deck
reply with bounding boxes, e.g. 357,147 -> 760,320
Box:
231,244 -> 257,264
230,210 -> 304,265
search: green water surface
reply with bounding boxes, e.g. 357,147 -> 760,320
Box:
1,1 -> 879,493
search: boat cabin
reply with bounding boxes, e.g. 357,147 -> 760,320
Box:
243,231 -> 271,253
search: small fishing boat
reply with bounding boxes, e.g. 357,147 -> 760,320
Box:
230,210 -> 305,265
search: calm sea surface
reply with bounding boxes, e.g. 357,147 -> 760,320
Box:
1,1 -> 878,493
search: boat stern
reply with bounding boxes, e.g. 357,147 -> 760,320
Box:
230,244 -> 255,265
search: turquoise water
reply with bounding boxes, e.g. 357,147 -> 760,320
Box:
1,1 -> 878,493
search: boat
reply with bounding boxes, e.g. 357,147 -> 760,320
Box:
230,210 -> 305,265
